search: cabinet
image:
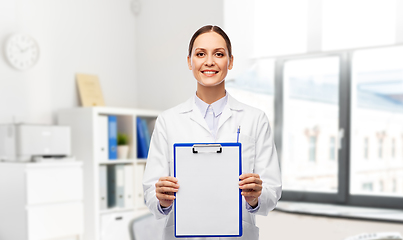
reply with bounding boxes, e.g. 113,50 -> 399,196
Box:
57,107 -> 159,240
0,162 -> 84,240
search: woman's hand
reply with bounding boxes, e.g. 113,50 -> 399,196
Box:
239,173 -> 263,208
155,176 -> 180,208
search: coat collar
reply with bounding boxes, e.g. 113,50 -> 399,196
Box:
177,93 -> 244,114
177,93 -> 244,135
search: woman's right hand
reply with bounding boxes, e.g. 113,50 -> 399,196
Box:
155,176 -> 180,208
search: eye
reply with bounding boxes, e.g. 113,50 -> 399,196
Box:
215,52 -> 224,57
196,52 -> 205,57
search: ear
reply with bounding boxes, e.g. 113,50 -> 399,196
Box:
187,55 -> 192,70
228,55 -> 234,70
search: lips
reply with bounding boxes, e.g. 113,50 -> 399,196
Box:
201,70 -> 219,76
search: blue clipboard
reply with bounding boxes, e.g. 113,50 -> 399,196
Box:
173,143 -> 243,238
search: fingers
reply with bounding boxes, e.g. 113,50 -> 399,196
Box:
239,173 -> 262,199
155,176 -> 180,207
239,183 -> 262,191
241,188 -> 261,197
156,187 -> 179,194
239,173 -> 262,186
155,177 -> 180,190
156,191 -> 176,201
159,176 -> 179,183
239,173 -> 260,180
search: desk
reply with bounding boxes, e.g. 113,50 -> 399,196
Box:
0,162 -> 84,240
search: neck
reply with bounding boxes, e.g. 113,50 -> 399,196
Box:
196,82 -> 226,104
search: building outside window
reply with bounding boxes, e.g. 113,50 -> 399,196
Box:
391,138 -> 395,159
379,180 -> 384,192
364,137 -> 369,160
282,57 -> 339,193
309,136 -> 317,162
362,182 -> 373,192
329,136 -> 336,161
350,47 -> 403,198
378,138 -> 383,159
392,179 -> 397,193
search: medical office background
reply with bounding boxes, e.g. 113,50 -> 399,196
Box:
1,0 -> 403,239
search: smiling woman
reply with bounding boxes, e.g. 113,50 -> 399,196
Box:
142,25 -> 282,240
187,26 -> 234,103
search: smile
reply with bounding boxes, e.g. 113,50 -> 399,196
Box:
201,71 -> 219,75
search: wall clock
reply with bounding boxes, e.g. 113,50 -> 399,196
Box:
4,33 -> 40,70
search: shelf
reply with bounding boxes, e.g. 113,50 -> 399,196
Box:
98,159 -> 147,165
99,207 -> 136,215
99,207 -> 150,216
135,159 -> 147,164
57,107 -> 159,240
98,159 -> 135,165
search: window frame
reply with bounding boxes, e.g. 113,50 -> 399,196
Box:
274,49 -> 403,209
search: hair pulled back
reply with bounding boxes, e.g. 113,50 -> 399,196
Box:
188,25 -> 232,58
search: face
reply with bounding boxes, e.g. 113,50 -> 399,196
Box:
187,32 -> 233,87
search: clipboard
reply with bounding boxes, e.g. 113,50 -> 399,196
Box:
173,143 -> 242,238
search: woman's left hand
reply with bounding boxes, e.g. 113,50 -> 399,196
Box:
239,173 -> 263,208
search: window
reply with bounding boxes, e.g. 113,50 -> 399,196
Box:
391,138 -> 396,158
281,56 -> 339,193
393,179 -> 397,193
350,46 -> 403,199
329,137 -> 336,161
322,0 -> 396,51
276,47 -> 403,208
364,137 -> 369,160
225,0 -> 403,209
379,180 -> 384,192
378,138 -> 384,159
225,59 -> 275,130
362,182 -> 373,192
308,136 -> 317,162
252,0 -> 308,57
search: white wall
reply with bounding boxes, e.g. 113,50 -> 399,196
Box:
135,0 -> 224,110
0,0 -> 137,124
0,0 -> 225,122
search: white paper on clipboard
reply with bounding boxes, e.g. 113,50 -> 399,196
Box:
174,143 -> 242,238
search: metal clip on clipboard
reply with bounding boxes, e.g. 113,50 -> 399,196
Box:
192,144 -> 222,154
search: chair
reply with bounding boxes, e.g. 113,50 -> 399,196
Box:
130,212 -> 165,240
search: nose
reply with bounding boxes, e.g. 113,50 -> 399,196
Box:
204,55 -> 215,66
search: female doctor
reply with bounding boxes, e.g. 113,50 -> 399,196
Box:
142,25 -> 282,240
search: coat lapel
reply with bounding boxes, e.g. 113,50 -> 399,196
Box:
217,94 -> 244,133
190,107 -> 211,133
178,96 -> 211,134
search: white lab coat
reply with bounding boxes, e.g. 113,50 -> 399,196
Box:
143,94 -> 282,240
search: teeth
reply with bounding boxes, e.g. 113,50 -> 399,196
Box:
203,71 -> 217,74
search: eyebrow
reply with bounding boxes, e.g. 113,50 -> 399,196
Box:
195,47 -> 226,51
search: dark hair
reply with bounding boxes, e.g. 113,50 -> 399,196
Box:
188,25 -> 232,57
